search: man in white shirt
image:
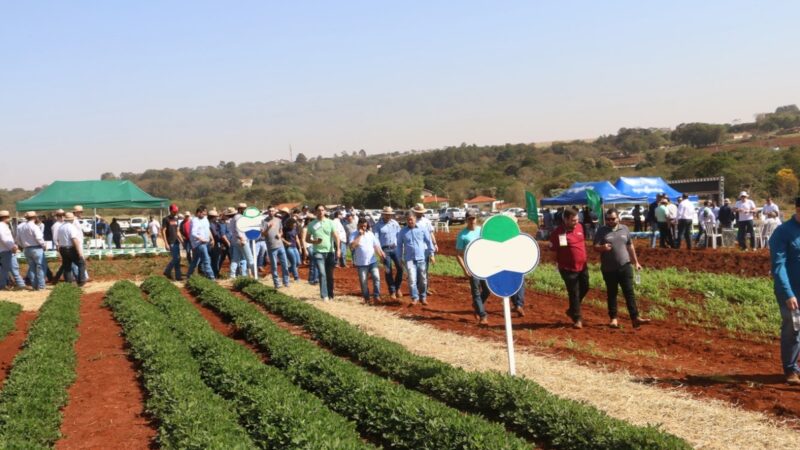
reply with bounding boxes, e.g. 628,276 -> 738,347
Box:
187,206 -> 215,280
675,194 -> 695,249
332,210 -> 348,267
147,216 -> 161,247
17,211 -> 47,290
762,197 -> 781,223
0,210 -> 26,290
734,191 -> 757,250
56,212 -> 86,286
665,198 -> 678,244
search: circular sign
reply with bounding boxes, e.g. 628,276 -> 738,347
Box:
236,207 -> 264,240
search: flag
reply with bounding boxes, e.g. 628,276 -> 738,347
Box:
525,191 -> 539,224
585,189 -> 603,226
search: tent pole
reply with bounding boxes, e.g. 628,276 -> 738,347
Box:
93,208 -> 97,241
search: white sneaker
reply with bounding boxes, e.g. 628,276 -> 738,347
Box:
322,296 -> 329,302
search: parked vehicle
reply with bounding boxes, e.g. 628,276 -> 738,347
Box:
129,217 -> 147,232
116,218 -> 131,232
78,219 -> 94,236
501,207 -> 526,218
424,209 -> 438,222
439,207 -> 466,224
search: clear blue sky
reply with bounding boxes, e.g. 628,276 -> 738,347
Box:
2,1 -> 798,189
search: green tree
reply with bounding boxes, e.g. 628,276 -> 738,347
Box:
295,153 -> 308,163
671,123 -> 726,147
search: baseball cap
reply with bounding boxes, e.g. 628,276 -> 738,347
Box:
169,203 -> 179,213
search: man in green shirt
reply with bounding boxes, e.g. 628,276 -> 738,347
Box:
306,204 -> 341,301
654,197 -> 673,248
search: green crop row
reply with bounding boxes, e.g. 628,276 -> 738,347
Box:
186,276 -> 530,450
104,281 -> 256,450
0,301 -> 22,344
0,284 -> 80,448
235,278 -> 690,450
430,254 -> 778,336
139,276 -> 372,449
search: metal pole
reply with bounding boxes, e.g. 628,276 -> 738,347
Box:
502,296 -> 516,376
251,240 -> 258,280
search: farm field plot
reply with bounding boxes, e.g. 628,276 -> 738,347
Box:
0,248 -> 793,449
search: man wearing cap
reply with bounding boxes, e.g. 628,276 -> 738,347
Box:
457,209 -> 491,325
769,197 -> 800,385
374,206 -> 404,299
56,212 -> 86,286
263,207 -> 291,288
0,210 -> 26,289
306,204 -> 340,301
398,212 -> 435,306
735,191 -> 757,250
161,204 -> 184,281
187,206 -> 215,280
718,198 -> 735,230
17,212 -> 47,290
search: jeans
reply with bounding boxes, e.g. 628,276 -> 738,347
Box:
164,241 -> 184,280
242,241 -> 255,277
183,240 -> 193,261
383,248 -> 403,294
657,222 -> 673,248
405,259 -> 428,301
0,251 -> 25,288
307,247 -> 319,283
106,233 -> 114,249
511,284 -> 525,308
150,233 -> 158,247
187,243 -> 215,280
357,262 -> 381,300
676,219 -> 692,249
779,303 -> 800,375
469,276 -> 491,318
256,241 -> 268,270
23,247 -> 45,290
59,247 -> 86,285
313,251 -> 336,299
268,246 -> 290,288
601,263 -> 639,320
286,246 -> 301,280
338,241 -> 348,267
649,221 -> 658,248
560,266 -> 589,321
737,220 -> 755,249
140,234 -> 148,249
113,233 -> 122,249
229,243 -> 248,278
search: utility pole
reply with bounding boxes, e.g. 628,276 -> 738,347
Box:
289,144 -> 293,162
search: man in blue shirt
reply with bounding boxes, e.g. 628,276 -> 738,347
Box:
398,212 -> 435,306
769,197 -> 800,385
374,207 -> 403,299
187,206 -> 215,280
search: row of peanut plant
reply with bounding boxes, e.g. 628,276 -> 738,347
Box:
235,277 -> 690,450
186,276 -> 532,449
0,285 -> 80,448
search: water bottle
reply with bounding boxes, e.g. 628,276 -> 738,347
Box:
793,309 -> 800,332
634,271 -> 641,285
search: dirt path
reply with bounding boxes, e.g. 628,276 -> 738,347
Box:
311,264 -> 800,425
0,312 -> 36,386
276,279 -> 800,450
56,292 -> 156,449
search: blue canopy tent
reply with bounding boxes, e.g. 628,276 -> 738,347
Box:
614,177 -> 693,203
540,181 -> 647,206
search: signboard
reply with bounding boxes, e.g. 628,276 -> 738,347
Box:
464,214 -> 540,375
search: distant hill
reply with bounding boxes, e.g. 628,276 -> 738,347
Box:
3,105 -> 799,213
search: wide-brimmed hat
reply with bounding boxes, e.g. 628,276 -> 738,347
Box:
222,207 -> 236,216
279,207 -> 291,216
739,191 -> 748,198
411,203 -> 426,214
73,205 -> 84,212
0,210 -> 9,218
64,212 -> 76,220
184,211 -> 191,216
208,209 -> 219,217
24,211 -> 37,218
55,209 -> 65,215
237,202 -> 247,209
381,206 -> 394,215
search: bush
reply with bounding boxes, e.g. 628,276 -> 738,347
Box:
188,276 -> 529,450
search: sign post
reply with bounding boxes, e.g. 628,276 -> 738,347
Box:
464,215 -> 540,376
236,207 -> 265,281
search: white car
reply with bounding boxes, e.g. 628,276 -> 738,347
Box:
502,207 -> 526,218
439,207 -> 466,224
129,217 -> 147,232
78,219 -> 94,235
424,209 -> 438,222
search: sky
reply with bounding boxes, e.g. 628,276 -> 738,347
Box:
1,1 -> 798,189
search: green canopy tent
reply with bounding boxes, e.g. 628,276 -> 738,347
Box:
16,180 -> 167,211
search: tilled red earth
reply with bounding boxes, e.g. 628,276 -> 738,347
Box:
304,265 -> 800,425
0,311 -> 36,386
438,234 -> 772,278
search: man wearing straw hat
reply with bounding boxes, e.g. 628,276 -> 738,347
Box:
17,211 -> 47,290
0,210 -> 26,289
412,203 -> 437,295
374,206 -> 403,299
734,191 -> 757,250
56,212 -> 86,286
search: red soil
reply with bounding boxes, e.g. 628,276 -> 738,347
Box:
0,312 -> 36,386
311,266 -> 800,425
57,292 -> 156,449
437,234 -> 771,278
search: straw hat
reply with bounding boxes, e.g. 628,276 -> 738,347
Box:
73,205 -> 84,212
64,212 -> 76,220
279,207 -> 290,216
24,211 -> 37,218
237,202 -> 247,209
0,210 -> 9,218
223,207 -> 237,216
381,206 -> 394,215
208,209 -> 219,217
411,203 -> 426,214
55,209 -> 65,215
739,191 -> 748,198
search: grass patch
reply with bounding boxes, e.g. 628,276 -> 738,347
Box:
0,301 -> 22,344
